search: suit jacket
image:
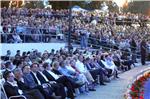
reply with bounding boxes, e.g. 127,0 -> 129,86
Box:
30,72 -> 39,85
36,71 -> 66,95
36,71 -> 48,84
23,73 -> 37,88
15,78 -> 30,91
43,70 -> 56,81
3,81 -> 20,98
52,69 -> 62,75
85,63 -> 92,70
98,60 -> 105,68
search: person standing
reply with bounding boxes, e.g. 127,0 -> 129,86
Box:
140,39 -> 147,65
130,38 -> 137,63
80,30 -> 89,49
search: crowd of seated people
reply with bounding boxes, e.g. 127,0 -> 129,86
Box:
1,47 -> 137,99
0,7 -> 150,99
1,8 -> 150,59
1,7 -> 150,48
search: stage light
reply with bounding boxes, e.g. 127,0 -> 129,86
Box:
113,0 -> 131,7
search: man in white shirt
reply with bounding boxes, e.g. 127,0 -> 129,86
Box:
65,59 -> 89,85
74,55 -> 96,91
75,55 -> 94,83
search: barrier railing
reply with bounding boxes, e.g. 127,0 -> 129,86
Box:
1,31 -> 142,57
1,33 -> 66,43
1,23 -> 149,58
1,32 -> 138,49
71,37 -> 141,58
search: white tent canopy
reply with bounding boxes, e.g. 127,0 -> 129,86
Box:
71,5 -> 87,12
94,9 -> 105,13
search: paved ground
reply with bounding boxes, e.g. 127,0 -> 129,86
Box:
76,63 -> 150,99
144,78 -> 150,99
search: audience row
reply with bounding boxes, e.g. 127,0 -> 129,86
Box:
1,48 -> 136,99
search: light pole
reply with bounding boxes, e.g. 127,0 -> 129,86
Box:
68,1 -> 72,55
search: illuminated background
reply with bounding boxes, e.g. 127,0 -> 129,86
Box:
0,0 -> 150,16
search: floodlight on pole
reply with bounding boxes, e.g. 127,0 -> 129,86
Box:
113,0 -> 131,13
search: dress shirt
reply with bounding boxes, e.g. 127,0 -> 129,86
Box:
75,60 -> 87,73
7,81 -> 23,95
19,77 -> 25,83
66,65 -> 76,73
58,67 -> 74,77
32,72 -> 41,85
39,71 -> 49,82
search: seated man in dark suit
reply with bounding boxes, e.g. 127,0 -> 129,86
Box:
31,62 -> 66,99
22,65 -> 61,99
84,57 -> 106,85
3,70 -> 44,99
42,62 -> 75,99
13,68 -> 42,94
120,53 -> 134,70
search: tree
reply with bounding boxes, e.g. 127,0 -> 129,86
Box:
127,1 -> 150,15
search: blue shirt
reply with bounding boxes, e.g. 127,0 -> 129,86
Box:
16,26 -> 26,34
58,66 -> 75,78
23,73 -> 37,88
